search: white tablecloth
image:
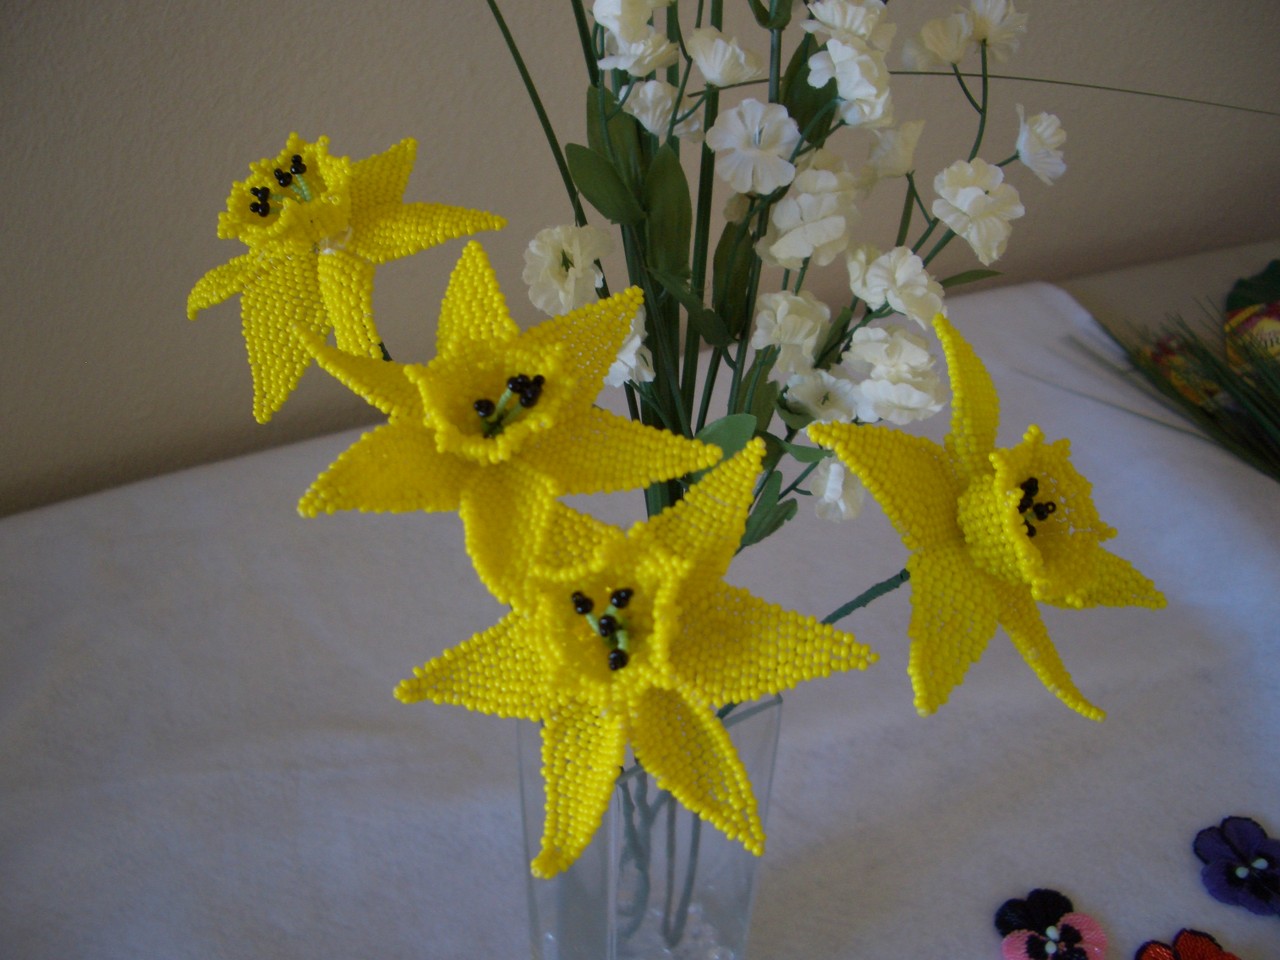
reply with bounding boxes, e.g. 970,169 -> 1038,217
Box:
3,271 -> 1278,959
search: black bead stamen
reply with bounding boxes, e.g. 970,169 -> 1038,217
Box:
289,154 -> 306,175
571,591 -> 594,616
473,398 -> 496,419
273,167 -> 294,187
610,588 -> 633,609
248,185 -> 272,217
597,615 -> 618,638
1017,476 -> 1057,539
608,649 -> 629,671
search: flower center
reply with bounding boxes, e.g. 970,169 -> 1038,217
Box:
246,154 -> 314,218
570,587 -> 635,670
1017,476 -> 1057,538
473,374 -> 545,438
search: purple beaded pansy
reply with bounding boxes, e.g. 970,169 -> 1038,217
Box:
1193,815 -> 1280,916
995,888 -> 1107,960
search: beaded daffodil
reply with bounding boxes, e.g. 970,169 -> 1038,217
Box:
298,241 -> 720,601
809,315 -> 1164,720
188,133 -> 505,422
396,440 -> 875,877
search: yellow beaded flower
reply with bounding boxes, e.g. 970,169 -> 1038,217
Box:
298,240 -> 720,602
187,133 -> 505,422
396,440 -> 875,877
809,315 -> 1164,720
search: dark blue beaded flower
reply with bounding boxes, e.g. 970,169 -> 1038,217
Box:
1192,815 -> 1280,916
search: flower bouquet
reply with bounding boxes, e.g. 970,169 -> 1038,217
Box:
188,1 -> 1164,956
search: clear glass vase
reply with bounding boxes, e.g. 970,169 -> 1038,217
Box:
518,696 -> 782,960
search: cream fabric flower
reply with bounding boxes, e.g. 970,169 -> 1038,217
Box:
802,0 -> 895,52
687,27 -> 767,87
812,457 -> 866,522
1016,105 -> 1067,185
850,246 -> 945,327
598,29 -> 679,76
621,80 -> 703,141
592,0 -> 673,45
903,13 -> 973,69
808,39 -> 892,128
605,306 -> 656,387
931,159 -> 1024,265
969,0 -> 1028,61
867,120 -> 924,179
786,368 -> 859,423
841,324 -> 947,425
752,291 -> 831,378
706,99 -> 800,195
522,224 -> 615,315
757,157 -> 860,269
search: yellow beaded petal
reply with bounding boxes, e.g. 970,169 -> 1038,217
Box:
296,330 -> 424,417
993,581 -> 1104,720
672,583 -> 875,707
631,686 -> 766,856
457,467 -> 560,604
904,542 -> 1001,715
316,249 -> 381,357
936,312 -> 1000,483
807,422 -> 960,551
240,253 -> 327,423
533,701 -> 628,879
395,610 -> 557,721
299,422 -> 470,517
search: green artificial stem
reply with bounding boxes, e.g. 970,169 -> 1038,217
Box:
822,568 -> 911,625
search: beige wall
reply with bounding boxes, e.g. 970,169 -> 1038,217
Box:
2,0 -> 1277,517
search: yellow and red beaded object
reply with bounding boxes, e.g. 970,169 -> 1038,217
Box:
809,315 -> 1164,720
187,133 -> 505,422
297,241 -> 720,603
396,441 -> 875,878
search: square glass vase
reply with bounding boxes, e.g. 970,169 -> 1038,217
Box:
518,695 -> 782,960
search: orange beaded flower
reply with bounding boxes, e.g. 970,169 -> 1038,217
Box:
396,440 -> 875,877
809,314 -> 1164,719
187,133 -> 505,422
298,240 -> 720,602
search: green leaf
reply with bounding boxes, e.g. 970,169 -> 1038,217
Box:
712,221 -> 755,337
941,268 -> 1001,289
746,0 -> 793,28
748,376 -> 780,432
643,145 -> 692,276
650,269 -> 732,347
781,35 -> 836,145
740,470 -> 797,550
777,437 -> 829,463
695,413 -> 759,462
565,143 -> 645,226
775,397 -> 815,432
585,84 -> 643,189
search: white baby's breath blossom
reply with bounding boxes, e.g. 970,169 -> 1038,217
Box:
687,27 -> 767,87
808,39 -> 892,128
849,246 -> 945,327
592,0 -> 673,45
706,99 -> 801,195
902,13 -> 973,69
931,158 -> 1024,265
851,376 -> 947,424
522,224 -> 615,316
622,80 -> 703,141
786,368 -> 859,423
845,243 -> 879,298
811,456 -> 866,523
968,0 -> 1028,61
598,30 -> 679,76
757,155 -> 861,269
839,324 -> 947,424
867,120 -> 924,179
752,291 -> 831,379
1015,105 -> 1066,185
802,0 -> 895,52
605,306 -> 656,387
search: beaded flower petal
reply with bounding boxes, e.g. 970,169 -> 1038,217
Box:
395,441 -> 876,878
298,241 -> 721,604
809,314 -> 1164,719
188,133 -> 505,422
